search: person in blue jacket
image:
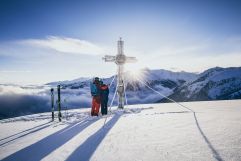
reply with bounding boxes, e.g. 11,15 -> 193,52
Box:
99,80 -> 109,115
90,77 -> 101,116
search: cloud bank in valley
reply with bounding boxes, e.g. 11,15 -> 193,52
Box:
0,85 -> 92,119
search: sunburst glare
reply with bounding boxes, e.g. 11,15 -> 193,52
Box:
124,68 -> 148,90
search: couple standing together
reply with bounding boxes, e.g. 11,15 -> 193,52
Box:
90,77 -> 109,116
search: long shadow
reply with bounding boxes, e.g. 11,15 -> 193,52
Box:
193,112 -> 224,161
0,121 -> 51,142
0,123 -> 52,147
66,114 -> 121,161
2,117 -> 100,161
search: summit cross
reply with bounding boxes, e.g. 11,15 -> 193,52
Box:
103,38 -> 137,109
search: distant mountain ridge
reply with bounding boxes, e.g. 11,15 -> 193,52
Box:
46,77 -> 91,86
46,68 -> 198,104
46,67 -> 241,104
159,67 -> 241,102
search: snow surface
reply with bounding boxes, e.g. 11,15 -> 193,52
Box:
1,100 -> 241,161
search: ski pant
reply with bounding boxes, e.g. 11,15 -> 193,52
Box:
101,98 -> 108,115
91,96 -> 100,116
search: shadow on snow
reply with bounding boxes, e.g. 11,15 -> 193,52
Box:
2,106 -> 223,161
0,121 -> 52,147
66,113 -> 121,161
1,117 -> 100,161
193,112 -> 224,161
0,121 -> 51,142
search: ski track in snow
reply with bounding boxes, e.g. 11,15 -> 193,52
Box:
0,100 -> 241,161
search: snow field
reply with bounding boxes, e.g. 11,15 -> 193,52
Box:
0,100 -> 241,161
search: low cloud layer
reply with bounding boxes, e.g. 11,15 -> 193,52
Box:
0,85 -> 92,119
0,94 -> 49,119
0,83 -> 160,119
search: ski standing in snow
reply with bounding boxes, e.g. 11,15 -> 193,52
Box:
50,88 -> 55,121
57,85 -> 62,121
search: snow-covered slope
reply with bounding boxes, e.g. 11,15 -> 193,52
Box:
160,67 -> 241,102
1,100 -> 241,161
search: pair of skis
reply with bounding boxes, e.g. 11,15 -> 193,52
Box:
50,85 -> 62,122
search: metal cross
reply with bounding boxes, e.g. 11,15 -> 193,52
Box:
103,38 -> 137,109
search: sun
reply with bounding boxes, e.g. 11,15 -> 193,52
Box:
124,68 -> 148,86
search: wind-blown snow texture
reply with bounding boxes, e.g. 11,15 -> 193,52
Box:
0,100 -> 241,161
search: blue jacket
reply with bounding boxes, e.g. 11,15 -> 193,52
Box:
90,82 -> 100,96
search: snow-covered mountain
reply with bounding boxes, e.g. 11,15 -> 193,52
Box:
159,67 -> 241,102
46,77 -> 91,86
46,68 -> 197,105
122,68 -> 197,104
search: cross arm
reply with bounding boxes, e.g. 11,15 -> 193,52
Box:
102,55 -> 116,62
125,56 -> 137,63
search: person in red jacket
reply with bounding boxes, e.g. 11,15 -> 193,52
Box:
99,80 -> 109,115
90,77 -> 101,116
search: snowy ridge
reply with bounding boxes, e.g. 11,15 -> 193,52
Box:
146,69 -> 197,81
53,69 -> 197,105
46,77 -> 91,86
160,67 -> 241,102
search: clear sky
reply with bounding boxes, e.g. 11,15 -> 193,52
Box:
0,0 -> 241,84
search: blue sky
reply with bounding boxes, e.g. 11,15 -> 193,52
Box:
0,0 -> 241,84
